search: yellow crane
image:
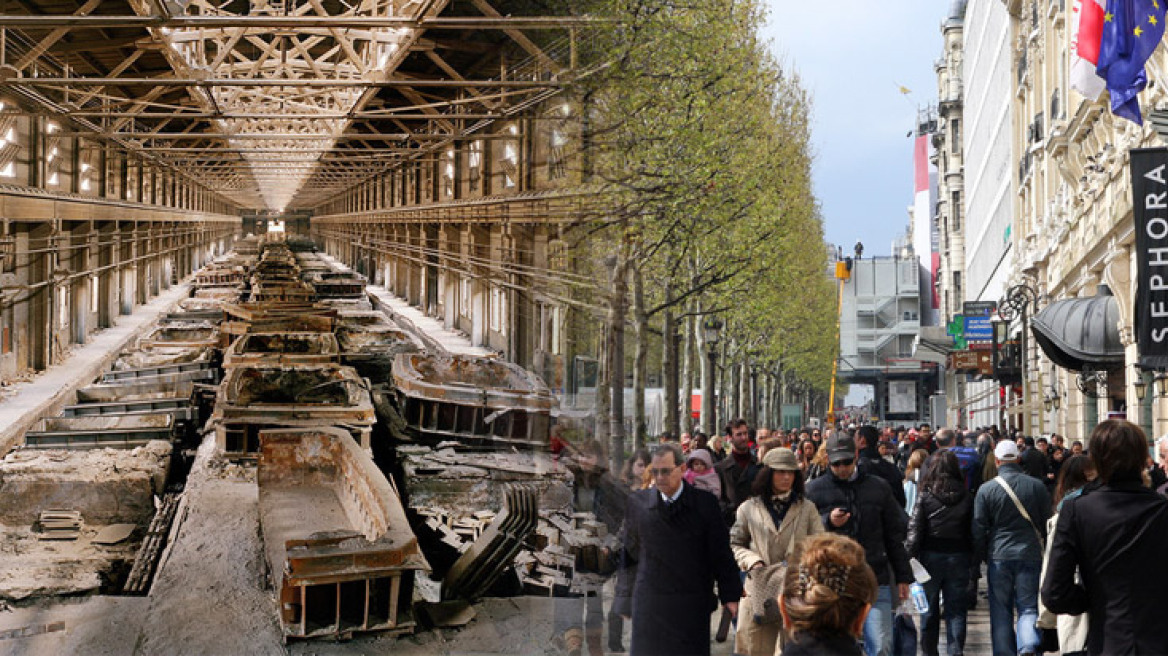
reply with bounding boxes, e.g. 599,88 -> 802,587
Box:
826,259 -> 850,426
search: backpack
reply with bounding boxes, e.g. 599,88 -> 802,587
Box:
950,446 -> 981,491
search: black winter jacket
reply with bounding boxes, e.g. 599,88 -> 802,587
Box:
1041,478 -> 1168,655
805,471 -> 912,586
905,477 -> 973,556
859,454 -> 906,510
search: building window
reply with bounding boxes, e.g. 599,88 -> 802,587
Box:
951,191 -> 961,231
442,150 -> 455,198
489,285 -> 508,335
468,140 -> 482,192
950,119 -> 960,154
460,275 -> 472,318
548,127 -> 567,180
0,110 -> 19,179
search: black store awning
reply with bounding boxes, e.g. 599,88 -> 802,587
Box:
1030,286 -> 1125,372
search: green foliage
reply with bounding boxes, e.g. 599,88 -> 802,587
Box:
566,0 -> 838,393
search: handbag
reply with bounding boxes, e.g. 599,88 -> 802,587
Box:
745,562 -> 785,625
892,610 -> 918,656
1038,626 -> 1060,652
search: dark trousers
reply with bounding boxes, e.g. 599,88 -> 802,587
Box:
919,551 -> 971,656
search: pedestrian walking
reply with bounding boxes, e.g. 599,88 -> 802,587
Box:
933,428 -> 983,492
1041,420 -> 1168,655
903,449 -> 927,514
730,447 -> 824,656
806,441 -> 830,481
715,418 -> 760,526
614,443 -> 742,656
905,450 -> 973,656
797,438 -> 818,474
973,440 -> 1051,656
779,533 -> 877,656
805,432 -> 912,656
1036,454 -> 1094,656
1019,437 -> 1048,482
857,425 -> 906,509
620,449 -> 651,490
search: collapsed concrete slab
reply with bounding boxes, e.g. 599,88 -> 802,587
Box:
0,441 -> 171,526
399,446 -> 572,517
257,427 -> 428,640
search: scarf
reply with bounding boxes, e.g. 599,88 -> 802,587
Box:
763,490 -> 793,532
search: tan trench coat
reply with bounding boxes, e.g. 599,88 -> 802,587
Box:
730,495 -> 823,656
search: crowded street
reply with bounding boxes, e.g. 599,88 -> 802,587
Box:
4,0 -> 1168,655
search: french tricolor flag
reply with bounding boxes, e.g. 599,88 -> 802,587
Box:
1072,0 -> 1107,100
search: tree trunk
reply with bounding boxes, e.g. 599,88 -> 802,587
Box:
595,320 -> 610,445
632,265 -> 648,450
758,372 -> 768,428
681,304 -> 694,433
729,349 -> 741,423
662,280 -> 679,441
607,248 -> 629,471
738,356 -> 751,422
699,302 -> 712,434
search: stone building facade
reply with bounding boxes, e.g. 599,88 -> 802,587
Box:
954,0 -> 1168,440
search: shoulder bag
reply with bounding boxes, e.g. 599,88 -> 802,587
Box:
993,476 -> 1044,547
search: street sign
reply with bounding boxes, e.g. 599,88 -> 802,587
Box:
962,301 -> 996,317
964,315 -> 993,340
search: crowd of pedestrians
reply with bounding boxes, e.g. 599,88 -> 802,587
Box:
555,416 -> 1168,656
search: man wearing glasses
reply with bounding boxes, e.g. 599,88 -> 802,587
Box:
805,433 -> 912,656
614,443 -> 742,656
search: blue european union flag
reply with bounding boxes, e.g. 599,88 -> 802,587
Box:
1097,0 -> 1168,125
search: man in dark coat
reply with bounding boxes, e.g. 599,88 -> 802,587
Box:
1018,436 -> 1048,481
855,425 -> 906,509
805,432 -> 911,656
1042,420 -> 1168,655
615,443 -> 742,656
714,417 -> 759,526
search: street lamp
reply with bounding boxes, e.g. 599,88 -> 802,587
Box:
998,283 -> 1039,434
702,317 -> 723,434
1135,368 -> 1149,402
1157,372 -> 1168,398
1043,383 -> 1062,411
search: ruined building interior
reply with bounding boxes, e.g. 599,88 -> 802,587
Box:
0,2 -> 608,653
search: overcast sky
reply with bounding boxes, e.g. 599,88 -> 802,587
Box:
761,1 -> 947,258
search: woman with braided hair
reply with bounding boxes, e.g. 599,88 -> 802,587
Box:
779,533 -> 878,656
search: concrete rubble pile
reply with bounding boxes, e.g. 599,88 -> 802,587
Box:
401,445 -> 619,599
0,442 -> 171,600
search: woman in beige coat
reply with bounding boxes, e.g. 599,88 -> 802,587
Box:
731,447 -> 824,656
